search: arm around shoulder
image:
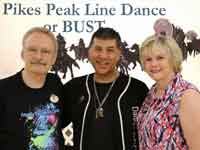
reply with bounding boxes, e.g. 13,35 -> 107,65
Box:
179,89 -> 200,150
61,79 -> 76,127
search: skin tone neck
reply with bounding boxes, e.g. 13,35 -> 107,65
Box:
22,69 -> 46,89
94,69 -> 119,83
155,71 -> 175,96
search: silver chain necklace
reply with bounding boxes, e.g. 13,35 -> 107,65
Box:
93,75 -> 117,119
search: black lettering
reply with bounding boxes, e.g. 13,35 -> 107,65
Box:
46,3 -> 55,15
134,8 -> 141,16
86,20 -> 94,32
74,21 -> 84,33
63,21 -> 73,32
159,8 -> 166,15
3,3 -> 12,15
121,3 -> 133,15
71,4 -> 80,15
151,8 -> 159,16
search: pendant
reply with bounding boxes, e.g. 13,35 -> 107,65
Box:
96,107 -> 104,119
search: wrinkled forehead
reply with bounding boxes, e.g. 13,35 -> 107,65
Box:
23,32 -> 57,54
23,32 -> 56,49
24,32 -> 51,42
92,38 -> 118,48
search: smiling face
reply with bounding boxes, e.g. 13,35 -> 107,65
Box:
142,44 -> 175,82
88,38 -> 121,78
21,32 -> 57,76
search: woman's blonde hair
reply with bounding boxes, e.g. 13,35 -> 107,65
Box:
139,35 -> 183,73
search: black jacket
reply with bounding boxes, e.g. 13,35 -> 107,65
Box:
63,73 -> 148,150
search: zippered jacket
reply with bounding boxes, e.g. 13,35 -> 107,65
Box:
63,73 -> 149,150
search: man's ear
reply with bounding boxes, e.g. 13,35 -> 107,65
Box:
87,48 -> 92,62
21,49 -> 25,60
51,55 -> 57,65
118,48 -> 122,60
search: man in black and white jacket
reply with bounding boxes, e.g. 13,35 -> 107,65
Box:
63,27 -> 149,150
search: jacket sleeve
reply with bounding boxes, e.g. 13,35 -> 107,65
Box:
62,80 -> 74,128
62,80 -> 76,149
142,83 -> 149,100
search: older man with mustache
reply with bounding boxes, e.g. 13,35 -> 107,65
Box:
0,27 -> 65,150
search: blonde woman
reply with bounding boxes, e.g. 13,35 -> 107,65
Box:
137,19 -> 200,150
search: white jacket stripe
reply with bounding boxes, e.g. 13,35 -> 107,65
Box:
80,75 -> 91,150
117,76 -> 131,150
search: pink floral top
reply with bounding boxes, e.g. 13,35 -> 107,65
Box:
137,73 -> 199,150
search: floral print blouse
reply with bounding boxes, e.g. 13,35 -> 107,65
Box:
137,73 -> 199,150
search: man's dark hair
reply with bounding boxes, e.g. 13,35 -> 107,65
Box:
88,27 -> 122,49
